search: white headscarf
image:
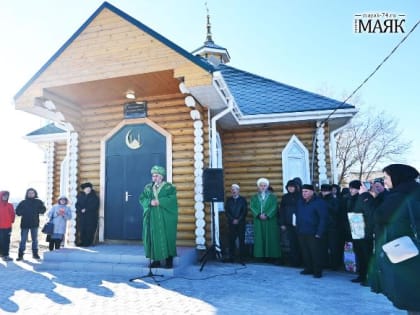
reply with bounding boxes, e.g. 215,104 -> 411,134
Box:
231,184 -> 240,190
256,178 -> 269,187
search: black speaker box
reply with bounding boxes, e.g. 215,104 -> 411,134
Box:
203,168 -> 224,202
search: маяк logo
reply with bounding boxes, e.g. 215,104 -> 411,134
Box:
354,12 -> 406,34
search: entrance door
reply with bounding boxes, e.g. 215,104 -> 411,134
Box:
105,124 -> 166,240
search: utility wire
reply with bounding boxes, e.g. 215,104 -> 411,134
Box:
320,18 -> 420,126
310,19 -> 419,183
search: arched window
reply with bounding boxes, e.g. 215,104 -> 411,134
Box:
282,135 -> 310,191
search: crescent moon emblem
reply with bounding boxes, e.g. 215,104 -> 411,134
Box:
125,129 -> 142,150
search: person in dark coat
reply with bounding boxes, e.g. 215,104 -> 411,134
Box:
224,184 -> 248,262
293,177 -> 303,193
371,164 -> 420,314
362,177 -> 389,293
278,180 -> 302,267
331,184 -> 341,199
296,184 -> 328,278
320,184 -> 341,270
15,188 -> 46,260
351,181 -> 375,286
345,180 -> 371,284
75,182 -> 99,247
336,187 -> 350,269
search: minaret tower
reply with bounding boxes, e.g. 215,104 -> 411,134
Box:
191,3 -> 230,65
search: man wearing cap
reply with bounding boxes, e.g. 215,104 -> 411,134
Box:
224,184 -> 248,263
320,184 -> 341,270
250,178 -> 281,262
75,182 -> 100,247
140,165 -> 178,268
296,184 -> 328,278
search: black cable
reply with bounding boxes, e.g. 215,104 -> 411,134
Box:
134,264 -> 248,284
310,19 -> 419,182
320,18 -> 419,126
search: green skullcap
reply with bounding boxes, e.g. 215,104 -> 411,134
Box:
151,165 -> 166,176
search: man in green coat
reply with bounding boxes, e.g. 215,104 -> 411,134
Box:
139,165 -> 178,268
250,177 -> 281,261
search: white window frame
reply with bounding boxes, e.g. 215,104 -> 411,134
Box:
282,135 -> 310,192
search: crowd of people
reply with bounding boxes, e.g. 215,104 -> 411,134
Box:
1,163 -> 419,313
224,163 -> 420,314
0,182 -> 100,262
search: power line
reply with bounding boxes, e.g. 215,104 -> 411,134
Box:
321,18 -> 420,126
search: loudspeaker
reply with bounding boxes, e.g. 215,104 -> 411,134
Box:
203,168 -> 224,202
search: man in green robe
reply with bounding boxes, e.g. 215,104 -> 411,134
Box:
139,165 -> 178,268
250,177 -> 281,261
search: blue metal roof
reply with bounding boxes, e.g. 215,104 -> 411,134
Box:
191,42 -> 228,54
14,1 -> 214,100
26,123 -> 66,137
216,64 -> 354,115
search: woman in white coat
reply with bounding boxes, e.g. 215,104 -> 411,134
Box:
47,196 -> 72,251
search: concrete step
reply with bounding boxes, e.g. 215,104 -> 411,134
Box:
36,244 -> 197,277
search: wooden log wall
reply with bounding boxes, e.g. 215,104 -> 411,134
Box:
217,122 -> 333,252
203,122 -> 334,248
77,93 -> 206,246
221,122 -> 332,218
52,141 -> 67,204
222,123 -> 315,201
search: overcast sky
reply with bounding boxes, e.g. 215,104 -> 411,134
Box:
0,0 -> 419,200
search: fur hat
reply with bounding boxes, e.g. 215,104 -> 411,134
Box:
302,184 -> 314,191
320,184 -> 332,192
80,182 -> 93,189
349,180 -> 361,190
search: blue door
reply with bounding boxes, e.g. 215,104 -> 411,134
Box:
105,124 -> 166,240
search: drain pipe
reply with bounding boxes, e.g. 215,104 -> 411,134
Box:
210,101 -> 233,167
209,99 -> 234,250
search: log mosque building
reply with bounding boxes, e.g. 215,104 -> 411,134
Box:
14,2 -> 356,250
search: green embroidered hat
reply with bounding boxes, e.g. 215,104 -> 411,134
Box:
151,165 -> 166,176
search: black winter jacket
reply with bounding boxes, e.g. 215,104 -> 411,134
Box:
16,198 -> 46,228
225,196 -> 248,225
75,190 -> 100,227
278,192 -> 300,226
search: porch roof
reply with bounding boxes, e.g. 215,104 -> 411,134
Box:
14,1 -> 214,101
26,123 -> 66,137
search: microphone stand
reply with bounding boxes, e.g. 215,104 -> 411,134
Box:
130,187 -> 163,284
